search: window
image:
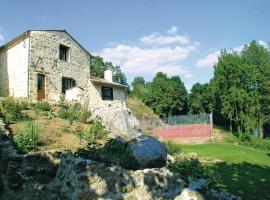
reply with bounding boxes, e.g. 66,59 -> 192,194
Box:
101,87 -> 113,100
59,44 -> 70,61
62,77 -> 76,94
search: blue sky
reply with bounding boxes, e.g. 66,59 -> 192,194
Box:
0,0 -> 269,90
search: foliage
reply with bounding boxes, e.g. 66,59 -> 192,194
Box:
237,132 -> 270,152
130,76 -> 147,98
126,97 -> 159,120
75,124 -> 85,143
58,101 -> 91,124
14,121 -> 39,152
188,83 -> 212,114
168,155 -> 216,184
86,120 -> 108,143
90,56 -> 127,85
210,41 -> 270,137
143,72 -> 188,117
223,133 -> 238,143
163,140 -> 182,155
34,101 -> 52,111
0,97 -> 29,124
75,138 -> 138,169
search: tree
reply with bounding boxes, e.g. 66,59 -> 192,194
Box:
210,41 -> 270,137
241,41 -> 270,137
131,76 -> 146,98
90,56 -> 127,85
143,72 -> 188,117
188,83 -> 212,114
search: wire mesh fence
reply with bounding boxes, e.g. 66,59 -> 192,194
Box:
152,113 -> 213,139
162,113 -> 212,126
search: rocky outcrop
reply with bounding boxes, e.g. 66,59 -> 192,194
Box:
129,135 -> 167,168
90,105 -> 142,137
56,152 -> 185,200
0,140 -> 62,199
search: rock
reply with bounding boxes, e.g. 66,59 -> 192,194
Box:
205,189 -> 242,200
175,188 -> 204,200
129,135 -> 167,168
90,105 -> 142,137
167,154 -> 175,164
189,179 -> 211,191
55,152 -> 185,200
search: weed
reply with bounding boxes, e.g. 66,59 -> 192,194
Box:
86,120 -> 108,144
14,121 -> 39,152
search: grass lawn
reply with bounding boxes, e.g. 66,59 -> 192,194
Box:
181,143 -> 270,200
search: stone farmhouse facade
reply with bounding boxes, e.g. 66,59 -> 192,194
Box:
0,30 -> 127,108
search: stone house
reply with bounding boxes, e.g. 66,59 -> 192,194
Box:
0,30 -> 141,135
0,30 -> 127,108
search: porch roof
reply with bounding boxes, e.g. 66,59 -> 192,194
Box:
90,77 -> 127,89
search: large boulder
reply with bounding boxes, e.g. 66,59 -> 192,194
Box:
90,105 -> 142,137
129,135 -> 167,168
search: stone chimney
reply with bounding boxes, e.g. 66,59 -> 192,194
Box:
104,70 -> 113,82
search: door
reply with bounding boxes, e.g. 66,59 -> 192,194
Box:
37,74 -> 45,100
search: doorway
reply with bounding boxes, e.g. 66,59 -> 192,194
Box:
37,74 -> 45,100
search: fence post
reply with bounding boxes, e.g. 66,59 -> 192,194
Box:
210,113 -> 213,137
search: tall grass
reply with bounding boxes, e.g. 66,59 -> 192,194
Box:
14,121 -> 39,152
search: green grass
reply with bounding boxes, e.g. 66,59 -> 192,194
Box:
181,143 -> 270,200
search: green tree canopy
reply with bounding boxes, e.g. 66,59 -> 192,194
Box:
210,41 -> 270,137
143,72 -> 188,117
131,76 -> 146,98
90,56 -> 127,85
188,83 -> 212,114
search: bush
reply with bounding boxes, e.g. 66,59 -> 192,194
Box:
223,133 -> 238,143
163,141 -> 182,155
0,97 -> 28,124
14,121 -> 39,152
86,120 -> 108,143
75,138 -> 138,169
237,132 -> 270,152
58,102 -> 91,124
168,155 -> 216,184
34,101 -> 52,111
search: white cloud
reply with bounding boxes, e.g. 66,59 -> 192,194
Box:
97,44 -> 195,78
0,27 -> 4,43
196,41 -> 269,68
166,26 -> 178,34
95,27 -> 197,80
196,50 -> 220,68
140,32 -> 190,45
259,40 -> 269,49
0,34 -> 4,42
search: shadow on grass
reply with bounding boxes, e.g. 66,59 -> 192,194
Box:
212,162 -> 270,200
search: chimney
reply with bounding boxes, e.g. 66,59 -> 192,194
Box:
104,70 -> 113,82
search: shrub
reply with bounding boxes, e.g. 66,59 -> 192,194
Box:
14,121 -> 39,152
86,120 -> 108,143
34,101 -> 52,111
237,132 -> 270,152
57,102 -> 91,124
168,155 -> 216,184
163,141 -> 182,155
223,133 -> 238,143
75,125 -> 85,143
75,138 -> 138,169
0,97 -> 28,124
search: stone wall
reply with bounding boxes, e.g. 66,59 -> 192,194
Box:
28,31 -> 91,102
